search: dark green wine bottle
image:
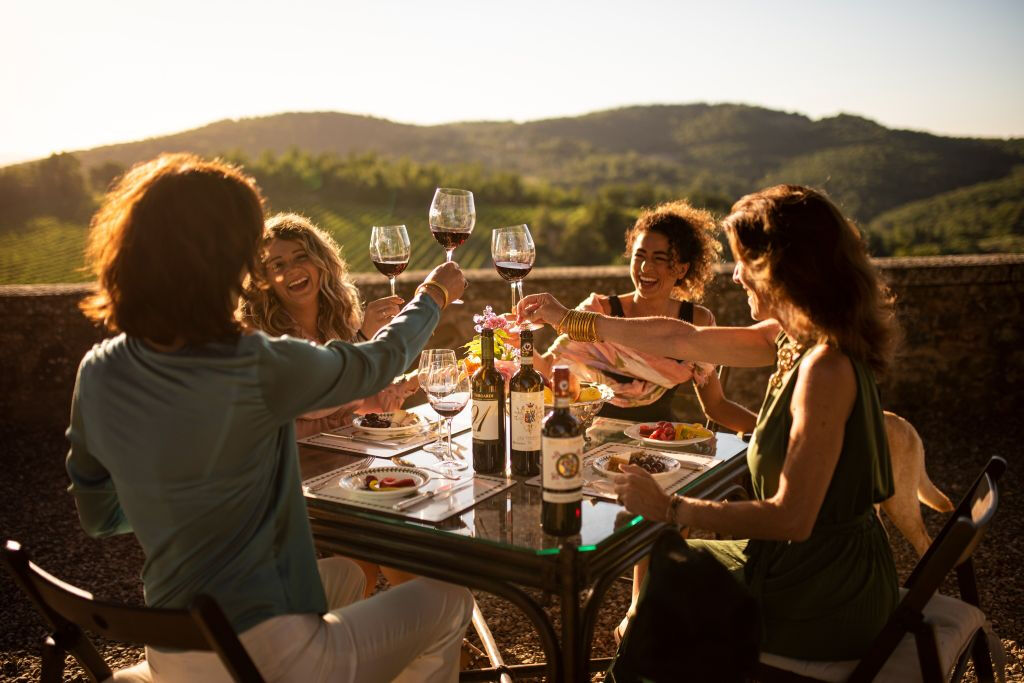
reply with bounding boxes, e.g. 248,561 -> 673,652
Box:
509,329 -> 544,476
541,366 -> 582,535
471,328 -> 506,474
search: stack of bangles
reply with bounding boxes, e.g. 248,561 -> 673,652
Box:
416,281 -> 449,309
556,309 -> 602,342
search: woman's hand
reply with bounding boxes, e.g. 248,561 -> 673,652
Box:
420,262 -> 466,308
516,293 -> 568,329
360,295 -> 405,339
613,464 -> 674,522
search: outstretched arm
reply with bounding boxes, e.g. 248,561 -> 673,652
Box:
517,293 -> 780,368
615,346 -> 855,542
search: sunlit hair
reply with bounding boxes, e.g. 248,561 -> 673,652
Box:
623,200 -> 722,301
723,184 -> 898,374
80,153 -> 265,346
239,213 -> 363,342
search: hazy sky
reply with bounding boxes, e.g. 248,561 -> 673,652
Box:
3,0 -> 1022,165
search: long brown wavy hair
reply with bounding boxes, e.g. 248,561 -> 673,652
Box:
239,213 -> 363,342
722,185 -> 898,374
80,154 -> 265,345
624,200 -> 722,301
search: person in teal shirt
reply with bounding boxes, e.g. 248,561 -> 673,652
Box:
66,153 -> 471,682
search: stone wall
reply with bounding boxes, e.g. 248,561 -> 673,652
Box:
2,255 -> 1021,437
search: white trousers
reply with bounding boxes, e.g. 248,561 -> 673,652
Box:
137,557 -> 473,683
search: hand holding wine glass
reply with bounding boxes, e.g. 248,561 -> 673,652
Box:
369,224 -> 411,297
428,188 -> 475,304
492,224 -> 541,331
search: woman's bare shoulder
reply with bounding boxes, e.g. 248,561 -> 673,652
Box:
692,303 -> 715,326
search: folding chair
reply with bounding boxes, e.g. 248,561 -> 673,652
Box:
2,539 -> 264,682
754,455 -> 1007,682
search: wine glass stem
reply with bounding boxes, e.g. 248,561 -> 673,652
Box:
516,280 -> 525,306
445,418 -> 454,458
445,249 -> 454,263
389,276 -> 396,297
510,282 -> 518,312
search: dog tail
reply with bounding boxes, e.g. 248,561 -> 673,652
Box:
903,418 -> 955,513
918,470 -> 954,512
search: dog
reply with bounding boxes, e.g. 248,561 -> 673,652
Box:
879,411 -> 954,556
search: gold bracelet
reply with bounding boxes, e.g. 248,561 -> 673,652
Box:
564,310 -> 601,343
556,309 -> 573,336
416,281 -> 448,309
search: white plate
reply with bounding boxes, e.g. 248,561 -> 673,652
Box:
591,451 -> 682,480
352,413 -> 426,438
338,466 -> 429,502
623,422 -> 714,447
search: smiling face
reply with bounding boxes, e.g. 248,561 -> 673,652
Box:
732,259 -> 773,321
629,230 -> 688,301
263,237 -> 321,313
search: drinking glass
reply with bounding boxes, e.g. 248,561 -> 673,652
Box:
423,358 -> 471,463
418,349 -> 456,454
491,224 -> 541,331
428,188 -> 475,304
369,225 -> 411,297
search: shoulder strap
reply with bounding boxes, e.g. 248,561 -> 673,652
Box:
678,301 -> 693,322
608,295 -> 625,318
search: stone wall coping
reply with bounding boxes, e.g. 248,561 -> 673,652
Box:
4,254 -> 1021,296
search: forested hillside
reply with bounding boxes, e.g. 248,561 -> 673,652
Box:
1,104 -> 1021,283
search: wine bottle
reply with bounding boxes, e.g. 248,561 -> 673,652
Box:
541,366 -> 582,535
509,328 -> 544,476
471,328 -> 506,474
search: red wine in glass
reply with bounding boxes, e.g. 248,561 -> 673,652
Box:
372,260 -> 409,278
430,400 -> 466,419
428,188 -> 475,305
494,261 -> 532,282
430,228 -> 471,251
369,225 -> 411,297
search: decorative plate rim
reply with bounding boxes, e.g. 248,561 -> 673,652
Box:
623,422 -> 714,447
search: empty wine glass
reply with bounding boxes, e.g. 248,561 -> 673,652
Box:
428,188 -> 475,304
492,224 -> 541,331
369,225 -> 410,297
423,358 -> 471,464
419,349 -> 456,454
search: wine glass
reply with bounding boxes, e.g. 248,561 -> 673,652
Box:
369,224 -> 410,297
491,224 -> 541,331
423,357 -> 471,464
428,188 -> 475,304
418,349 -> 456,454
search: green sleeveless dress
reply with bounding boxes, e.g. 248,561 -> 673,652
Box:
689,336 -> 898,660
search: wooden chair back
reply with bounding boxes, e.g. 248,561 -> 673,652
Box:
848,455 -> 1006,682
2,539 -> 264,682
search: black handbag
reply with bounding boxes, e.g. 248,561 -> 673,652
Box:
609,529 -> 761,683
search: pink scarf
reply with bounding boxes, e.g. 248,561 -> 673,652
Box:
549,294 -> 715,408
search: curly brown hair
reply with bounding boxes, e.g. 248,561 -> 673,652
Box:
80,154 -> 265,345
722,185 -> 898,374
623,200 -> 722,301
239,213 -> 363,342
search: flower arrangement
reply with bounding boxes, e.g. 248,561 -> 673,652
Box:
463,306 -> 519,382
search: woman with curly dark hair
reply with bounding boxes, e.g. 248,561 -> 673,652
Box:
533,199 -> 756,431
520,185 -> 900,661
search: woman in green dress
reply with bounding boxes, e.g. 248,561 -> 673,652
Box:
517,184 -> 899,659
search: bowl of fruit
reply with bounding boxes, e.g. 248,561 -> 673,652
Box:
542,380 -> 614,441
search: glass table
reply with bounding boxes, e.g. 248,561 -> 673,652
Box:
300,416 -> 750,682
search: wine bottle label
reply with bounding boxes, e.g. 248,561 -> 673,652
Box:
472,398 -> 499,441
542,435 -> 583,491
510,391 -> 543,451
543,488 -> 581,503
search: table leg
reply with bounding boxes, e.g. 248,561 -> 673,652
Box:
559,543 -> 583,683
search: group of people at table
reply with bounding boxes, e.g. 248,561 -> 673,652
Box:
65,153 -> 900,681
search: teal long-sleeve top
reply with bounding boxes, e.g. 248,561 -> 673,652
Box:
66,294 -> 440,633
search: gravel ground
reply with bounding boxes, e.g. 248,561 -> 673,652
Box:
1,410 -> 1020,682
